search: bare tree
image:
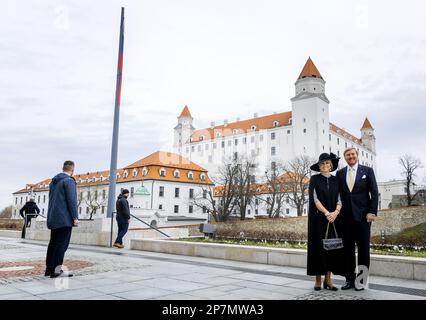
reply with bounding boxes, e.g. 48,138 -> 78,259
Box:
234,157 -> 256,220
256,161 -> 288,218
82,185 -> 107,220
282,156 -> 313,216
191,158 -> 239,222
0,206 -> 13,219
399,154 -> 423,206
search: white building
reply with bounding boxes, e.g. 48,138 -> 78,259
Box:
378,179 -> 416,210
173,57 -> 377,181
11,151 -> 214,225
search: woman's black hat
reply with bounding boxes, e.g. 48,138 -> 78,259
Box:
310,152 -> 340,172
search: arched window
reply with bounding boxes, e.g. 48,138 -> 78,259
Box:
251,125 -> 257,131
132,169 -> 138,177
200,173 -> 206,181
273,121 -> 279,127
142,167 -> 148,176
289,118 -> 292,124
123,170 -> 129,178
173,169 -> 180,178
188,171 -> 194,179
159,168 -> 166,177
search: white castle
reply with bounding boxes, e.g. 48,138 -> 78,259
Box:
173,57 -> 376,180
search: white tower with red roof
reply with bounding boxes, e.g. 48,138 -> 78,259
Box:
291,57 -> 330,158
173,105 -> 195,155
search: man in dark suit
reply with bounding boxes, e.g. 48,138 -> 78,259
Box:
45,160 -> 79,278
337,147 -> 378,290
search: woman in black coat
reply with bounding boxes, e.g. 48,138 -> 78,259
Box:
307,153 -> 345,291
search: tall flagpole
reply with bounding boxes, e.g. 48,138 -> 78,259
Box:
107,7 -> 125,247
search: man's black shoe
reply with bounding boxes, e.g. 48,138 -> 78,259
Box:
44,270 -> 53,277
341,281 -> 355,290
50,270 -> 73,278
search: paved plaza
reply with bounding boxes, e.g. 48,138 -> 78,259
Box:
0,236 -> 425,300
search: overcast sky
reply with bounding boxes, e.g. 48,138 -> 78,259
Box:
1,0 -> 426,208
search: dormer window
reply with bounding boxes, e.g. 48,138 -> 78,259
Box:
142,167 -> 148,176
123,170 -> 129,178
216,132 -> 221,138
233,129 -> 238,135
273,121 -> 279,127
173,169 -> 180,178
289,118 -> 292,125
116,173 -> 120,179
251,125 -> 257,131
188,171 -> 194,179
159,168 -> 166,177
132,169 -> 138,177
200,135 -> 204,141
100,176 -> 104,181
200,173 -> 206,181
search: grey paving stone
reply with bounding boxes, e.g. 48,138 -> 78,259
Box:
112,287 -> 176,300
92,282 -> 146,294
38,288 -> 102,300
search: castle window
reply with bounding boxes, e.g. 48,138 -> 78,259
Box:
130,187 -> 134,198
251,125 -> 257,131
188,171 -> 194,179
159,168 -> 166,177
175,187 -> 180,198
191,146 -> 195,152
329,134 -> 331,141
273,121 -> 279,127
216,132 -> 221,138
174,205 -> 179,213
303,128 -> 307,133
303,118 -> 306,123
287,130 -> 291,134
189,205 -> 193,213
142,167 -> 148,176
133,169 -> 138,177
234,139 -> 238,146
221,141 -> 225,148
337,138 -> 340,145
173,169 -> 180,178
289,118 -> 292,124
271,147 -> 276,156
123,170 -> 129,178
271,132 -> 276,140
243,137 -> 247,144
233,129 -> 238,134
199,135 -> 204,141
159,186 -> 164,197
159,204 -> 163,210
200,173 -> 206,181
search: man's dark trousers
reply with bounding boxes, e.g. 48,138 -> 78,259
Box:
343,209 -> 372,282
115,215 -> 129,245
45,227 -> 73,273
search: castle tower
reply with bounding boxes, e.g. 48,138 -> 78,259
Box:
291,57 -> 330,158
173,105 -> 195,155
360,117 -> 376,152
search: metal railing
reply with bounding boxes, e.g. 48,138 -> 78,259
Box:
21,213 -> 46,239
109,212 -> 170,247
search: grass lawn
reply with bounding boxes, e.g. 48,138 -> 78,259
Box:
176,237 -> 426,258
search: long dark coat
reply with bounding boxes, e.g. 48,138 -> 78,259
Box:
307,174 -> 345,276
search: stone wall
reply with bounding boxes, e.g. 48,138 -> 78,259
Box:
213,206 -> 426,239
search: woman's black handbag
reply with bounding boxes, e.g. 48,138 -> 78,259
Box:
322,222 -> 344,250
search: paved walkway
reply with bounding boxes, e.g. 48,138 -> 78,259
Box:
0,237 -> 425,300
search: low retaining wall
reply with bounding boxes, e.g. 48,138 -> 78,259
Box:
0,230 -> 21,238
130,239 -> 426,281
